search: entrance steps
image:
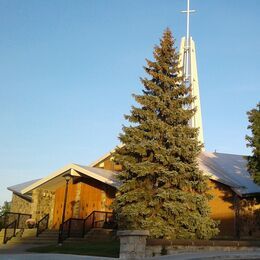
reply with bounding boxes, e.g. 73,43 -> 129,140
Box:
64,228 -> 116,243
1,227 -> 116,245
85,228 -> 116,241
1,229 -> 59,245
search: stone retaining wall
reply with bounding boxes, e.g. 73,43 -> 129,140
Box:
146,239 -> 260,257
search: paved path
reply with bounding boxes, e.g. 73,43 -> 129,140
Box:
1,243 -> 260,260
1,251 -> 260,260
0,242 -> 55,254
0,243 -> 117,259
0,254 -> 116,260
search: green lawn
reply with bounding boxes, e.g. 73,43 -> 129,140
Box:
27,240 -> 120,258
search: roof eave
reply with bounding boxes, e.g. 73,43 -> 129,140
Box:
89,143 -> 124,167
8,189 -> 32,202
21,163 -> 76,194
21,163 -> 119,195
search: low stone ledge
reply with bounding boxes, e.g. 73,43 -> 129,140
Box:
145,239 -> 260,257
147,239 -> 260,247
117,230 -> 150,237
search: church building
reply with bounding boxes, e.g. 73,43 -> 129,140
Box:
7,149 -> 260,238
6,0 -> 260,240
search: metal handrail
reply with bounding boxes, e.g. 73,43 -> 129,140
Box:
36,214 -> 49,237
2,211 -> 31,216
3,219 -> 17,244
82,211 -> 94,236
58,211 -> 115,243
1,212 -> 32,219
83,211 -> 115,236
58,218 -> 73,243
0,212 -> 32,230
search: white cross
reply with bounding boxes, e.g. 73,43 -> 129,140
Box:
181,0 -> 196,47
181,0 -> 195,82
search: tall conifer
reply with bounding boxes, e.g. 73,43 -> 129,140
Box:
246,102 -> 260,184
113,29 -> 219,239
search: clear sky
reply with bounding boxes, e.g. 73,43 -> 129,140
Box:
0,0 -> 259,205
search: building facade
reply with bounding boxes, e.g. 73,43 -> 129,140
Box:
8,150 -> 260,239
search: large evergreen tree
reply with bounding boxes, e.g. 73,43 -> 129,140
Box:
113,29 -> 218,239
246,102 -> 260,184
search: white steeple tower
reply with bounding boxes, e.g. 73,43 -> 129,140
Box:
179,0 -> 204,149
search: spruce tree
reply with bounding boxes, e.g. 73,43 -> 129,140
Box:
246,102 -> 260,184
113,29 -> 219,239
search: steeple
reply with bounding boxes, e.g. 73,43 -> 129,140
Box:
179,0 -> 204,149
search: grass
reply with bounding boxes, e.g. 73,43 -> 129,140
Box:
26,240 -> 120,258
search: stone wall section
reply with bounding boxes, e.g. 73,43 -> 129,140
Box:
72,183 -> 81,218
10,193 -> 32,214
145,240 -> 260,258
117,230 -> 149,259
31,188 -> 55,228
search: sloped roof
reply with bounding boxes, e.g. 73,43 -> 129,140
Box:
20,163 -> 120,195
74,164 -> 120,187
7,179 -> 40,201
199,152 -> 260,196
8,151 -> 260,198
90,147 -> 260,197
89,143 -> 124,167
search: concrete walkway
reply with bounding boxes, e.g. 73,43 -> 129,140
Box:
0,254 -> 116,260
0,243 -> 118,259
1,242 -> 260,260
1,251 -> 260,260
0,242 -> 55,254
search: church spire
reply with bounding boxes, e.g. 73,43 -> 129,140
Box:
179,0 -> 205,149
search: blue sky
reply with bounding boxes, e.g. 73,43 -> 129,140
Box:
0,0 -> 259,205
